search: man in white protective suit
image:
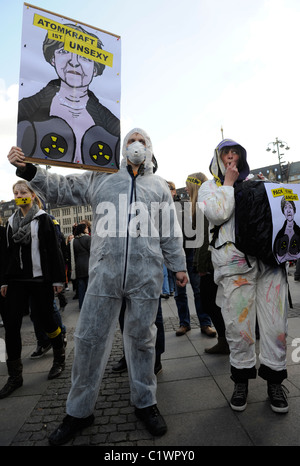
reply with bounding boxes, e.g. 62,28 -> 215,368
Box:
8,128 -> 188,445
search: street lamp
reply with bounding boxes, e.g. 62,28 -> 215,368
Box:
266,137 -> 290,181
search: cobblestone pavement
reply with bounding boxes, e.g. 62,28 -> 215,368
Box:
2,273 -> 300,447
9,314 -> 203,447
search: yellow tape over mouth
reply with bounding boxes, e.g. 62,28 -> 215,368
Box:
15,197 -> 32,205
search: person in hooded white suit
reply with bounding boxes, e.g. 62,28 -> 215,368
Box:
7,128 -> 188,444
198,139 -> 289,414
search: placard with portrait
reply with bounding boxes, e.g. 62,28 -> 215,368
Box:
18,3 -> 121,172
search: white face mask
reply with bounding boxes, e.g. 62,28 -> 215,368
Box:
126,141 -> 147,165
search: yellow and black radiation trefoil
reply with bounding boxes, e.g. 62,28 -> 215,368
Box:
89,141 -> 112,166
17,118 -> 120,168
41,133 -> 68,159
15,197 -> 32,205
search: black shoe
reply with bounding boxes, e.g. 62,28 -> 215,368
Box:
30,344 -> 52,359
0,375 -> 23,399
135,404 -> 167,436
48,348 -> 65,380
0,359 -> 23,399
230,382 -> 248,411
204,337 -> 230,354
160,293 -> 169,299
112,356 -> 127,373
48,414 -> 95,445
267,383 -> 289,413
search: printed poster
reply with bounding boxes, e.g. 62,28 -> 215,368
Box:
17,3 -> 121,172
265,183 -> 300,264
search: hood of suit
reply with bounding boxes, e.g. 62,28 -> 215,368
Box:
121,128 -> 154,173
209,138 -> 250,186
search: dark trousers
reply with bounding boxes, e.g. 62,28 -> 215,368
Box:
78,277 -> 89,309
200,273 -> 226,337
31,298 -> 66,347
2,280 -> 63,360
119,298 -> 165,359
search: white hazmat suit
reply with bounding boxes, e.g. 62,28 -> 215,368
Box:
198,139 -> 288,383
19,128 -> 187,416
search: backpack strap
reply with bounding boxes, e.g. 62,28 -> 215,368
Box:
209,224 -> 223,249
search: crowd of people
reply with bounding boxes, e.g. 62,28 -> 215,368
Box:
0,130 -> 291,446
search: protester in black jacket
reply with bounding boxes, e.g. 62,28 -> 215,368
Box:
0,180 -> 66,398
0,224 -> 6,328
71,223 -> 91,309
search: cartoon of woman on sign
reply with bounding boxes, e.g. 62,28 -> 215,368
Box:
273,197 -> 300,263
18,23 -> 120,170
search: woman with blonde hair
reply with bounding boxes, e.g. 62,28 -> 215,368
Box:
172,174 -> 215,337
0,180 -> 66,398
185,173 -> 208,228
187,173 -> 229,354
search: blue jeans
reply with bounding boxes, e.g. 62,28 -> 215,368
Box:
162,264 -> 175,294
175,248 -> 211,327
162,264 -> 170,294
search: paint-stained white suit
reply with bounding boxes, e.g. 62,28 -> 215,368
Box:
198,139 -> 288,381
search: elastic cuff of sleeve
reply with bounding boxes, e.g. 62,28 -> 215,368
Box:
16,163 -> 37,181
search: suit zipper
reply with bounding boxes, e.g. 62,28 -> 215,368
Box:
122,173 -> 136,289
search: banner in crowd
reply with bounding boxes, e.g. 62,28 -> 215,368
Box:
265,183 -> 300,264
17,3 -> 121,172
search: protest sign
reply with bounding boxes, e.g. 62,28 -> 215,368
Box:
265,183 -> 300,264
18,3 -> 121,172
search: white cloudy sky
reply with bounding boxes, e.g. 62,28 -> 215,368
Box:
0,0 -> 300,201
